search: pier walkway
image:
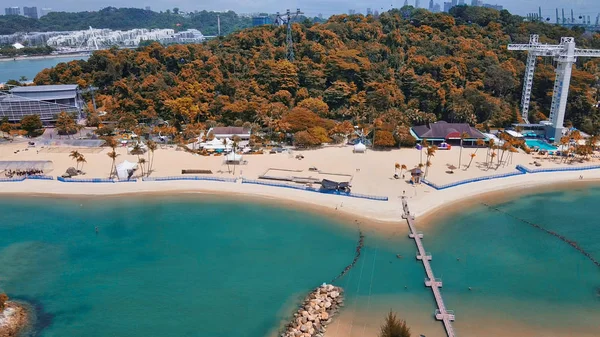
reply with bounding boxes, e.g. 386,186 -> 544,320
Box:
401,198 -> 456,337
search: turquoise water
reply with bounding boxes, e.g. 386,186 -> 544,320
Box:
525,138 -> 557,151
1,190 -> 599,336
0,56 -> 88,83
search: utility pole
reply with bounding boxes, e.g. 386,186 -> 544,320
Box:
275,8 -> 303,62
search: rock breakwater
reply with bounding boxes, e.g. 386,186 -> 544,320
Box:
330,230 -> 365,283
280,284 -> 344,337
0,301 -> 30,337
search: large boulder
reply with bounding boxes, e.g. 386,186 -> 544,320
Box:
65,167 -> 78,177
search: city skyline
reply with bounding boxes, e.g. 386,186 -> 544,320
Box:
1,1 -> 599,18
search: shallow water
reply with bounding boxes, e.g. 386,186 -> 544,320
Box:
1,189 -> 599,337
0,56 -> 88,83
334,186 -> 600,336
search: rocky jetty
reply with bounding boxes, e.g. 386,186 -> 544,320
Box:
0,301 -> 30,337
331,230 -> 365,283
280,284 -> 344,337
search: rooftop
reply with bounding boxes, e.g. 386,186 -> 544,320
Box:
412,121 -> 486,140
209,127 -> 251,135
10,84 -> 79,93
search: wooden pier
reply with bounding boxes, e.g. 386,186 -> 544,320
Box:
402,198 -> 456,337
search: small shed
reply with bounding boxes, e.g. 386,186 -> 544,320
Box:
410,167 -> 423,184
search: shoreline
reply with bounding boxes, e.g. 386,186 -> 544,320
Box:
0,171 -> 599,231
0,53 -> 90,63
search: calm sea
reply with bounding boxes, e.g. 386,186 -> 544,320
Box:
0,55 -> 88,83
0,190 -> 599,336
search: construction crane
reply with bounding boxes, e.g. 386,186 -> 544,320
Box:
275,8 -> 303,62
508,34 -> 600,141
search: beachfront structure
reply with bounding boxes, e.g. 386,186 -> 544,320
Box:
0,84 -> 84,122
45,28 -> 205,52
208,127 -> 251,140
411,121 -> 487,145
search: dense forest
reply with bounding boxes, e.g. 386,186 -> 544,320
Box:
0,7 -> 250,36
0,7 -> 323,37
32,6 -> 600,145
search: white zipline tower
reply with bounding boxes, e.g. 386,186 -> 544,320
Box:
508,34 -> 600,141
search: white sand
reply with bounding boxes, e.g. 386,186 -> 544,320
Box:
1,140 -> 600,229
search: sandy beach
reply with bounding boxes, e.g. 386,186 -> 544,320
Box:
1,140 -> 600,230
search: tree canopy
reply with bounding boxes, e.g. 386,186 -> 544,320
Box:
32,7 -> 600,138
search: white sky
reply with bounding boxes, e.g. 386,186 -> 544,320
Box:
4,0 -> 600,18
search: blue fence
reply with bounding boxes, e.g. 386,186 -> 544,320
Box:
0,175 -> 53,182
57,177 -> 118,183
26,175 -> 54,180
142,176 -> 237,183
241,179 -> 388,201
422,170 -> 526,190
516,164 -> 600,174
0,176 -> 25,182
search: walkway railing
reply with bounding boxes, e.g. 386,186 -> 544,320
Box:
402,198 -> 456,337
57,177 -> 124,183
422,170 -> 525,190
516,164 -> 600,174
142,176 -> 237,183
0,175 -> 54,182
241,178 -> 388,201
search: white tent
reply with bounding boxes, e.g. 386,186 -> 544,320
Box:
353,142 -> 366,153
200,138 -> 232,151
116,160 -> 138,180
12,43 -> 24,49
225,152 -> 243,163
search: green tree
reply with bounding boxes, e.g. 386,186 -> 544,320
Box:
20,115 -> 43,137
379,310 -> 411,337
146,140 -> 157,177
374,130 -> 396,148
0,122 -> 12,138
56,111 -> 78,136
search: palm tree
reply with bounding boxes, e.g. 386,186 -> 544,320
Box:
105,136 -> 118,150
69,150 -> 81,169
467,153 -> 476,169
232,135 -> 241,175
400,164 -> 407,177
458,131 -> 469,169
489,151 -> 497,169
424,160 -> 432,178
379,310 -> 411,337
395,163 -> 400,174
138,158 -> 146,177
559,136 -> 570,163
486,138 -> 495,167
420,139 -> 429,165
76,154 -> 87,172
107,150 -> 119,178
146,140 -> 157,177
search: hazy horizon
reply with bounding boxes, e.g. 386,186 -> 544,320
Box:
2,0 -> 599,18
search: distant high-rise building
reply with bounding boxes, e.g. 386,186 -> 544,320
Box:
471,0 -> 478,5
429,0 -> 434,11
349,9 -> 356,15
403,0 -> 409,7
252,16 -> 272,26
433,3 -> 441,12
23,6 -> 38,19
458,0 -> 465,5
145,6 -> 151,11
367,8 -> 373,16
476,0 -> 483,6
5,7 -> 20,15
443,2 -> 452,12
451,0 -> 458,7
374,10 -> 379,17
40,8 -> 53,17
415,0 -> 421,8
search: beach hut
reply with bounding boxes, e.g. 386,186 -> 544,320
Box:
410,168 -> 423,184
353,142 -> 366,153
116,160 -> 138,180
